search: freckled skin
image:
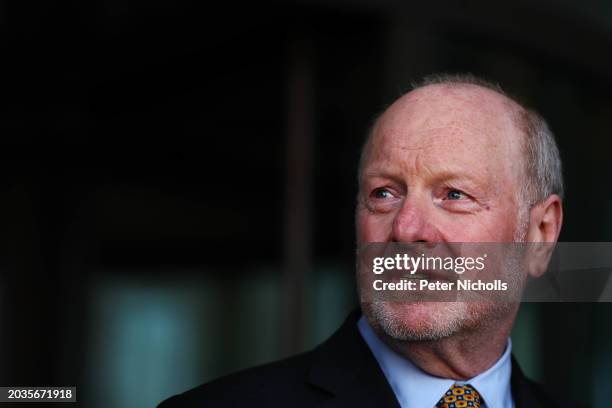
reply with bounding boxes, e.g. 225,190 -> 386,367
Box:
357,84 -> 533,380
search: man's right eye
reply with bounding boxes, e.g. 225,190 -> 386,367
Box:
372,188 -> 393,199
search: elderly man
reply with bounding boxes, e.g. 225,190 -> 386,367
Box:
159,74 -> 565,407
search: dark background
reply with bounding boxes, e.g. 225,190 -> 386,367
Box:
2,1 -> 612,406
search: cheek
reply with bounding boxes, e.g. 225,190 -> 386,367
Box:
442,209 -> 519,242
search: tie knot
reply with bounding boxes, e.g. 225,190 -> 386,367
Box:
436,383 -> 483,408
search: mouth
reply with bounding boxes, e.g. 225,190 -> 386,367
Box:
399,269 -> 457,283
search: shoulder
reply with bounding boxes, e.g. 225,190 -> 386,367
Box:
510,357 -> 577,408
157,350 -> 328,408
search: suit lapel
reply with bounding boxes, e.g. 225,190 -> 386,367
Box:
511,357 -> 544,408
307,310 -> 401,408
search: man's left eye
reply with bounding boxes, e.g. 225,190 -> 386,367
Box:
447,190 -> 465,200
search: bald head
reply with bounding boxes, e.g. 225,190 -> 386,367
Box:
359,74 -> 563,209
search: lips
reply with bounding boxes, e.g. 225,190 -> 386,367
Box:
395,268 -> 458,283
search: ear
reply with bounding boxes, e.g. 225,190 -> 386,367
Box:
525,194 -> 563,277
526,194 -> 563,243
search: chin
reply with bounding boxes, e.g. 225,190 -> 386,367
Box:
362,301 -> 473,342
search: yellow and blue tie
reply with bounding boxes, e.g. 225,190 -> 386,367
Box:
436,383 -> 483,408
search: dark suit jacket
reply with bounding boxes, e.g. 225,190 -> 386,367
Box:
159,311 -> 566,407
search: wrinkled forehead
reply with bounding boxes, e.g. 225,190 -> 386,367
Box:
364,85 -> 525,181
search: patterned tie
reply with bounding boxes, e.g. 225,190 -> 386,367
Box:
436,383 -> 483,408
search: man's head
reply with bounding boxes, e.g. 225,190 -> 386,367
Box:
356,74 -> 564,342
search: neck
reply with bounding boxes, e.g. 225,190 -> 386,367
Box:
372,307 -> 517,380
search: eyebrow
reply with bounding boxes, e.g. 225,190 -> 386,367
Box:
361,169 -> 405,185
362,167 -> 488,189
429,170 -> 485,186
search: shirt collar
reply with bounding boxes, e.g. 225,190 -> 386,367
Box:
357,315 -> 514,408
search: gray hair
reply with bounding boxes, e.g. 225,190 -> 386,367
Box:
359,73 -> 564,207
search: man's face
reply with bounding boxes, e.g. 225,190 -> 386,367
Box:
357,84 -> 527,341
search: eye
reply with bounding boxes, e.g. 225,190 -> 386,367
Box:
446,189 -> 466,200
363,186 -> 401,213
436,186 -> 481,213
372,188 -> 395,200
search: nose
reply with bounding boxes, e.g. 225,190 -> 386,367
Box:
391,195 -> 440,243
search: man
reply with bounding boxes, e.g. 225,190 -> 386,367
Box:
159,74 -> 566,407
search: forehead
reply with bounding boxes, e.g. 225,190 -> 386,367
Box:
365,85 -> 524,182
